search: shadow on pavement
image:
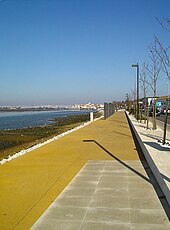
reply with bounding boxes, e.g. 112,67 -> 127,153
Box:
161,173 -> 170,183
140,132 -> 162,141
111,119 -> 127,124
144,142 -> 170,152
83,140 -> 151,183
83,139 -> 170,221
113,131 -> 132,138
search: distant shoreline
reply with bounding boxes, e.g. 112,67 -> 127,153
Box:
0,108 -> 69,112
0,108 -> 96,113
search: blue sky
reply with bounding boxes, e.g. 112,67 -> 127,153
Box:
0,0 -> 169,105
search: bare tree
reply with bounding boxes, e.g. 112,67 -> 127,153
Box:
153,20 -> 170,143
155,18 -> 170,79
140,61 -> 150,127
147,37 -> 161,130
154,36 -> 170,80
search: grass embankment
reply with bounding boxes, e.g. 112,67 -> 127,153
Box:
0,112 -> 102,161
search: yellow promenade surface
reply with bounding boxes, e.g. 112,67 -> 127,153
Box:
0,111 -> 139,230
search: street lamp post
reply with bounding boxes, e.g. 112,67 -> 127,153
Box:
132,63 -> 139,121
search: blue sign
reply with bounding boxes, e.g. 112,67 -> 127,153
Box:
156,102 -> 162,107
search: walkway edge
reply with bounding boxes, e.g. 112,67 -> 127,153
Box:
126,112 -> 170,206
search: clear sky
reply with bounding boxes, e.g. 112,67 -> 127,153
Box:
0,0 -> 169,106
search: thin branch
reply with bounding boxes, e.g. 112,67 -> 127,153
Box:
156,17 -> 170,32
154,35 -> 170,80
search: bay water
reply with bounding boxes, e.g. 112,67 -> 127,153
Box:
0,110 -> 93,130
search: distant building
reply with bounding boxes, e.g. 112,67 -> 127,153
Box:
71,103 -> 104,110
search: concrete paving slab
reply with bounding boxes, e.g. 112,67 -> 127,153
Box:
83,207 -> 130,223
80,222 -> 131,230
68,181 -> 98,189
132,224 -> 170,230
94,188 -> 129,198
31,160 -> 170,230
40,206 -> 87,221
100,175 -> 128,181
73,175 -> 100,182
89,196 -> 130,208
32,220 -> 81,230
128,187 -> 157,199
54,196 -> 91,208
62,188 -> 96,197
131,209 -> 168,224
130,197 -> 163,209
97,181 -> 129,190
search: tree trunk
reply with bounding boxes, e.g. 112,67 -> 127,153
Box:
146,103 -> 149,129
152,82 -> 157,130
144,94 -> 147,124
163,98 -> 168,145
153,98 -> 156,130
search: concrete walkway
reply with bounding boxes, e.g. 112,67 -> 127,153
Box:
31,160 -> 169,230
0,111 -> 169,229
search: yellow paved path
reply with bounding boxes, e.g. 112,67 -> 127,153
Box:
0,111 -> 139,229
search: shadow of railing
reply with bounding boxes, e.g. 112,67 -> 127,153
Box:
83,139 -> 170,221
83,139 -> 151,184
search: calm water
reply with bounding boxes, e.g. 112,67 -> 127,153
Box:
0,110 -> 93,130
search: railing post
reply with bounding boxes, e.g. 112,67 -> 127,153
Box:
90,112 -> 94,122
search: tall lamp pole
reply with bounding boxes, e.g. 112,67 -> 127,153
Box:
132,63 -> 139,121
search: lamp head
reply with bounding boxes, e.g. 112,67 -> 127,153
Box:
132,64 -> 138,68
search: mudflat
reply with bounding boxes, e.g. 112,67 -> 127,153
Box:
0,111 -> 138,229
0,113 -> 100,161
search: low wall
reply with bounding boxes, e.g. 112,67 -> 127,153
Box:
126,112 -> 170,207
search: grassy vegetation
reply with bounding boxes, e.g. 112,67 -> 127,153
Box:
0,112 -> 102,161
